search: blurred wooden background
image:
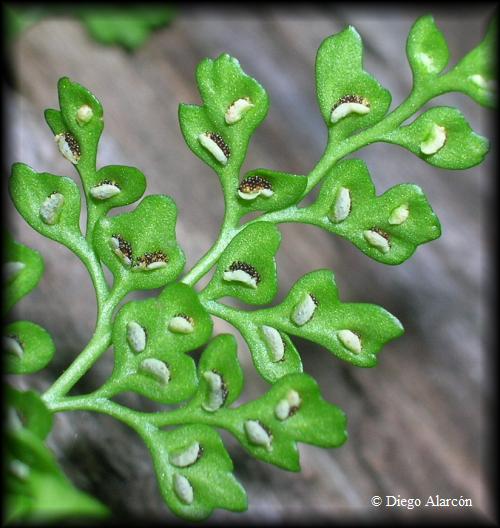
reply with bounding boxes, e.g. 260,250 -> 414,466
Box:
5,5 -> 496,524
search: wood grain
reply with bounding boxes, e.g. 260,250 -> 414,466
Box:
5,5 -> 495,523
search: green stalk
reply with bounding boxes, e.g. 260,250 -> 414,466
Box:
70,237 -> 110,312
45,394 -> 234,434
42,283 -> 126,403
45,396 -> 151,433
181,162 -> 241,286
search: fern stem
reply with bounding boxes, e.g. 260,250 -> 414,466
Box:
42,283 -> 127,403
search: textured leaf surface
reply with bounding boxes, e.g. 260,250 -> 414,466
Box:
240,324 -> 303,384
316,26 -> 391,137
197,53 -> 268,134
206,304 -> 303,383
4,321 -> 55,375
303,159 -> 441,264
110,283 -> 213,403
146,425 -> 247,521
185,373 -> 347,471
3,233 -> 44,313
87,165 -> 147,212
179,53 -> 268,180
44,108 -> 65,135
381,107 -> 489,168
230,374 -> 347,470
94,195 -> 185,291
236,168 -> 307,215
445,17 -> 497,107
46,78 -> 104,184
215,270 -> 403,368
191,334 -> 244,409
406,15 -> 449,80
203,222 -> 281,305
10,163 -> 82,247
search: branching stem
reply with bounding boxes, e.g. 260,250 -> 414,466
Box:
180,80 -> 443,289
42,282 -> 127,403
43,75 -> 445,410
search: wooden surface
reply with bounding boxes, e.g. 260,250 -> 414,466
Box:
5,5 -> 496,524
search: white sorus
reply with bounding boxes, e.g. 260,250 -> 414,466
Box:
329,187 -> 351,223
202,371 -> 226,412
274,390 -> 301,421
223,261 -> 260,289
169,442 -> 201,467
198,132 -> 230,165
145,261 -> 167,271
139,358 -> 170,385
168,314 -> 195,334
331,95 -> 370,124
337,329 -> 362,354
363,229 -> 390,254
76,104 -> 93,125
244,420 -> 272,451
109,236 -> 132,267
237,175 -> 274,201
54,132 -> 80,164
4,261 -> 25,282
223,269 -> 258,288
39,192 -> 65,225
133,252 -> 169,271
4,336 -> 24,359
388,203 -> 410,225
126,321 -> 146,353
9,460 -> 30,481
468,74 -> 496,91
90,182 -> 121,200
225,97 -> 254,124
261,325 -> 285,362
420,124 -> 446,155
291,292 -> 318,326
416,52 -> 437,72
173,473 -> 194,505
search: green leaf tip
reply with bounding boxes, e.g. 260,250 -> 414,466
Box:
445,15 -> 497,108
226,372 -> 347,472
316,25 -> 392,137
147,424 -> 247,520
407,15 -> 450,80
382,106 -> 490,169
44,77 -> 105,190
180,52 -> 269,180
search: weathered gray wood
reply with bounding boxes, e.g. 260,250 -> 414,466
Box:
6,6 -> 495,523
